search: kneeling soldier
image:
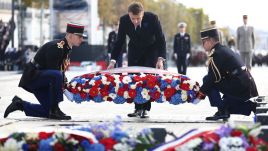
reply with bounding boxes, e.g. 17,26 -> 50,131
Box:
4,23 -> 85,120
196,27 -> 258,121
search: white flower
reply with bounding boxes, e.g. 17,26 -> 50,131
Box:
67,138 -> 79,145
140,73 -> 146,77
122,76 -> 132,84
161,95 -> 167,102
77,87 -> 81,91
219,137 -> 232,149
123,91 -> 129,99
25,132 -> 39,140
101,76 -> 110,85
2,138 -> 24,151
109,93 -> 117,99
113,143 -> 133,151
71,81 -> 77,87
231,137 -> 243,147
130,84 -> 136,89
181,90 -> 188,101
161,75 -> 172,80
89,80 -> 96,86
141,89 -> 150,100
83,89 -> 89,93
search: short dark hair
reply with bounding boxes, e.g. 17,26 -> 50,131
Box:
128,2 -> 144,15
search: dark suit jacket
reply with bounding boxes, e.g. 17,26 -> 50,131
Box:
19,38 -> 71,90
200,43 -> 258,100
111,12 -> 166,67
173,33 -> 191,57
107,31 -> 126,54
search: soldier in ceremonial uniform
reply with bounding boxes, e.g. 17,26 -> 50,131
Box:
173,22 -> 191,75
4,23 -> 85,120
196,27 -> 258,121
107,2 -> 166,118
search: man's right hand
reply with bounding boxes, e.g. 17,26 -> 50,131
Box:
107,60 -> 116,69
173,53 -> 177,60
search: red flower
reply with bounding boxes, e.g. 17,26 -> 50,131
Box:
147,80 -> 156,89
39,132 -> 54,140
165,79 -> 172,84
80,92 -> 87,99
54,142 -> 65,151
100,89 -> 109,97
0,137 -> 8,143
127,98 -> 133,103
69,134 -> 92,143
150,91 -> 161,100
28,144 -> 38,150
107,97 -> 113,102
99,138 -> 117,150
246,147 -> 258,151
180,83 -> 190,91
119,75 -> 124,81
94,80 -> 102,87
230,129 -> 243,137
106,74 -> 115,82
117,88 -> 125,96
164,88 -> 176,99
133,76 -> 142,82
71,88 -> 78,94
145,74 -> 157,82
89,87 -> 99,97
128,89 -> 137,98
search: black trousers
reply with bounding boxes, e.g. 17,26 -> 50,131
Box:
134,101 -> 151,111
176,56 -> 187,75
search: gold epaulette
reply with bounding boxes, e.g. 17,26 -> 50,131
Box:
57,40 -> 65,49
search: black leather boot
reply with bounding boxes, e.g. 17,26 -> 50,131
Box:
206,109 -> 230,121
140,110 -> 149,118
4,96 -> 24,118
49,106 -> 71,120
127,110 -> 141,117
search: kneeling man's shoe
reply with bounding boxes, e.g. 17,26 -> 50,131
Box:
127,110 -> 141,117
206,110 -> 230,121
140,110 -> 149,118
4,96 -> 24,118
49,108 -> 71,120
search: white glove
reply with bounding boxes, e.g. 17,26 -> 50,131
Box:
186,53 -> 190,59
123,53 -> 127,58
64,89 -> 74,101
192,98 -> 201,104
173,53 -> 177,60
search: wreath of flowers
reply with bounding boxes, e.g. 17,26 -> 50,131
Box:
0,117 -> 157,151
66,73 -> 200,104
154,124 -> 268,151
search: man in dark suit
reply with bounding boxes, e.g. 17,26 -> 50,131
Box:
4,23 -> 85,120
173,22 -> 191,75
107,2 -> 166,118
107,22 -> 127,67
196,27 -> 258,121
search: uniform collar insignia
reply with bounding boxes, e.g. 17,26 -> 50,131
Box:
208,48 -> 215,57
57,40 -> 65,49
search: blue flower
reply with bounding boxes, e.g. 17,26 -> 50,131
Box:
156,94 -> 164,103
133,88 -> 147,104
38,138 -> 54,151
171,79 -> 180,88
111,130 -> 128,141
94,95 -> 104,103
160,80 -> 168,90
22,144 -> 29,151
73,94 -> 84,103
170,93 -> 183,105
93,76 -> 101,81
81,140 -> 105,151
113,96 -> 126,104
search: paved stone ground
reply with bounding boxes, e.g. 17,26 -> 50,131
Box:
0,66 -> 267,139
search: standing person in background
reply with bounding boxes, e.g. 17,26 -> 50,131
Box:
107,22 -> 127,67
4,23 -> 85,120
107,2 -> 166,118
210,20 -> 225,45
237,15 -> 255,71
173,22 -> 191,75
